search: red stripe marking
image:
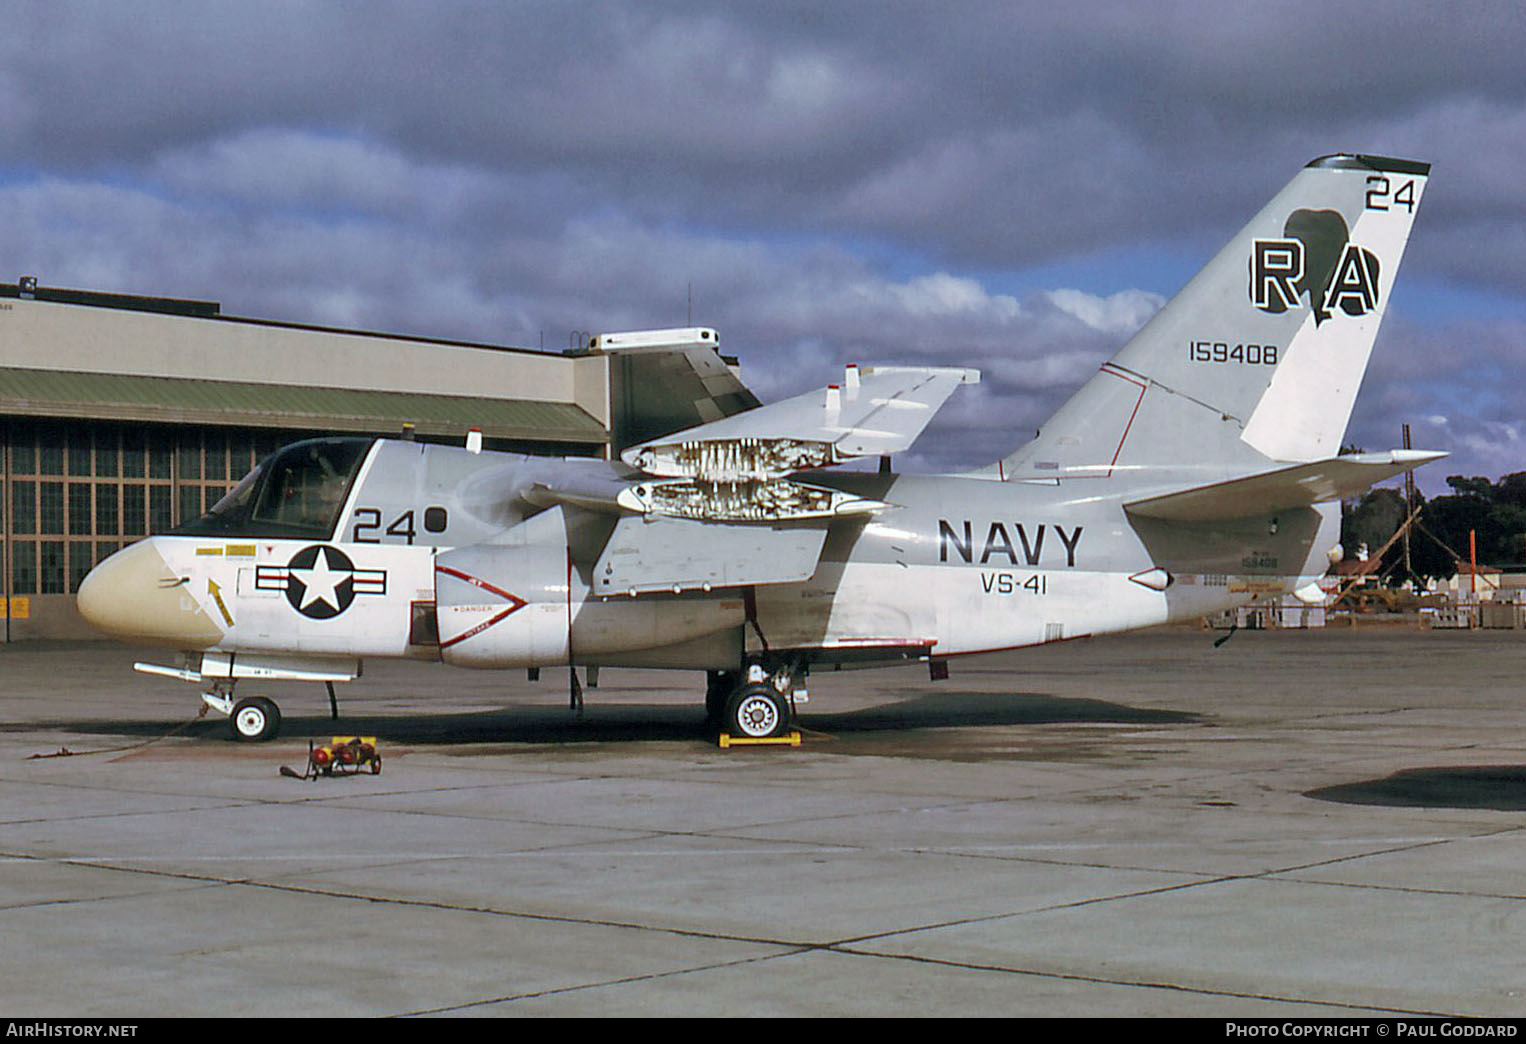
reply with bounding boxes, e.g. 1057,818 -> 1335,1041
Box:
1101,366 -> 1148,478
436,565 -> 529,650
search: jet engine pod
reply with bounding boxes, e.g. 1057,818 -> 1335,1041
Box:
436,534 -> 749,669
435,542 -> 570,668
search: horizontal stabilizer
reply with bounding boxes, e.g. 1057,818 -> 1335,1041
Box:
593,516 -> 827,596
623,365 -> 978,479
1124,450 -> 1445,521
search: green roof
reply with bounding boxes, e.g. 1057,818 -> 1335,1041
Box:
0,366 -> 606,445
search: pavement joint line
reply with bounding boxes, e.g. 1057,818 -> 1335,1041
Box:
1258,823 -> 1525,876
0,794 -> 936,854
398,898 -> 1472,1018
18,824 -> 1492,959
0,879 -> 231,913
9,769 -> 1112,837
815,827 -> 1526,949
0,801 -> 258,828
1272,875 -> 1526,902
823,946 -> 1464,1019
0,848 -> 1277,966
0,854 -> 854,954
397,949 -> 817,1016
8,821 -> 1512,877
3,833 -> 1453,873
20,848 -> 1447,1020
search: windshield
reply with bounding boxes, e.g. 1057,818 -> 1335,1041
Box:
173,437 -> 373,538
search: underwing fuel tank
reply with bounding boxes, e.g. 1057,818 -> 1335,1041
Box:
434,509 -> 745,668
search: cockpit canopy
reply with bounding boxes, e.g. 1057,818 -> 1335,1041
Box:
173,437 -> 373,539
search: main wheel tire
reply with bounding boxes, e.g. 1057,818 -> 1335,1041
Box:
230,696 -> 281,743
725,684 -> 789,740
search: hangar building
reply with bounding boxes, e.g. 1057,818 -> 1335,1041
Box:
0,278 -> 754,640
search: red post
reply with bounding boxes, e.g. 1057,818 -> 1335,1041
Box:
1470,529 -> 1478,597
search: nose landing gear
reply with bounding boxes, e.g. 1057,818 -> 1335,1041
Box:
200,682 -> 282,742
135,655 -> 358,744
231,696 -> 281,743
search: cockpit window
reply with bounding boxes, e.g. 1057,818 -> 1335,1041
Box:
173,438 -> 373,538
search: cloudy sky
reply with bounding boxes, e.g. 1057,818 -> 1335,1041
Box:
3,1 -> 1523,492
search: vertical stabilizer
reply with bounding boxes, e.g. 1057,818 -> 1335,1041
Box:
1001,155 -> 1428,483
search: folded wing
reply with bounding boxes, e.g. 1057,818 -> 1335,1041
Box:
544,364 -> 980,593
622,365 -> 979,480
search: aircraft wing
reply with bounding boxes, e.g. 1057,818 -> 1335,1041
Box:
537,364 -> 980,590
1123,450 -> 1446,522
621,365 -> 980,478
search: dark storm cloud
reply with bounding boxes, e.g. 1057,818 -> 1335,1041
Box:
9,2 -> 1524,262
0,1 -> 1523,487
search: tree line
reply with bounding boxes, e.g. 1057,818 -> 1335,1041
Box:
1342,473 -> 1526,584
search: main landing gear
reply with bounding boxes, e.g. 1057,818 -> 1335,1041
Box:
706,659 -> 804,740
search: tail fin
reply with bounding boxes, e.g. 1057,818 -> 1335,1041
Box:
1001,155 -> 1429,482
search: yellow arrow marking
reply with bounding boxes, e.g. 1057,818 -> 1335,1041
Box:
207,579 -> 234,628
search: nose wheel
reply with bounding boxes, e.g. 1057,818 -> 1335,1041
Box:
230,696 -> 281,743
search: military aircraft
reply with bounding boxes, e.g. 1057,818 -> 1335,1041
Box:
78,154 -> 1442,742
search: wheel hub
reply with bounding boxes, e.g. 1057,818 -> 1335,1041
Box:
235,706 -> 267,736
736,694 -> 779,737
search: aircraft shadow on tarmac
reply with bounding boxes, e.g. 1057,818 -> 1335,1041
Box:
1306,767 -> 1526,812
802,689 -> 1198,733
32,689 -> 1199,749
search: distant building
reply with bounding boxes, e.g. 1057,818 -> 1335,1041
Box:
1433,560 -> 1504,601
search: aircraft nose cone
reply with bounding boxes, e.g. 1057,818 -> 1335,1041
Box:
77,541 -> 224,646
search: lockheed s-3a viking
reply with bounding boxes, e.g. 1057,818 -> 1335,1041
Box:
78,155 -> 1442,742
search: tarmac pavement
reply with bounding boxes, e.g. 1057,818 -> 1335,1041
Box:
1,625 -> 1523,1017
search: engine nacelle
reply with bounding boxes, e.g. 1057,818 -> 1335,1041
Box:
437,541 -> 571,668
435,513 -> 745,669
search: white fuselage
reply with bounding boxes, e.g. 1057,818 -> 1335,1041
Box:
79,440 -> 1334,672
